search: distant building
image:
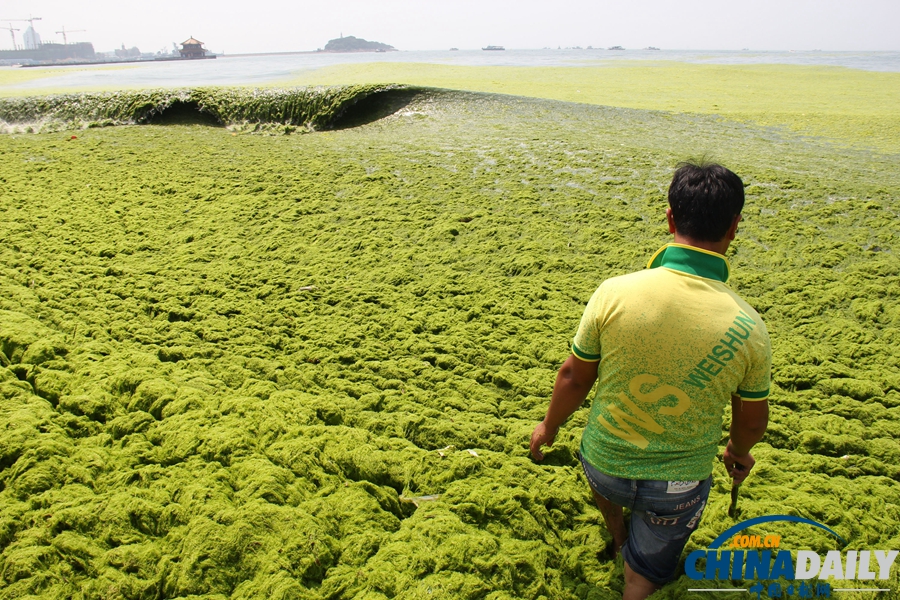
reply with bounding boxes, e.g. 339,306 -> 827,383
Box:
179,37 -> 207,58
0,42 -> 95,65
23,26 -> 41,50
115,44 -> 141,58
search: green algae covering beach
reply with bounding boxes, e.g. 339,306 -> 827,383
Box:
1,72 -> 899,599
286,61 -> 900,155
0,67 -> 61,89
0,86 -> 410,135
0,65 -> 141,98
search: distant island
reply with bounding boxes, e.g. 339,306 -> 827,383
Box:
321,36 -> 396,53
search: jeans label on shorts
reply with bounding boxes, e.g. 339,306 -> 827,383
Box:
666,480 -> 700,494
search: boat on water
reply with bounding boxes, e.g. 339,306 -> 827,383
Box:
482,45 -> 505,51
608,45 -> 625,50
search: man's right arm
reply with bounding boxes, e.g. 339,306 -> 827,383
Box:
530,355 -> 599,461
724,395 -> 768,484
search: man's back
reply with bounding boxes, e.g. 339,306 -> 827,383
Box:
574,244 -> 771,481
530,162 -> 772,599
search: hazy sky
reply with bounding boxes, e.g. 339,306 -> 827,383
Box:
2,0 -> 898,55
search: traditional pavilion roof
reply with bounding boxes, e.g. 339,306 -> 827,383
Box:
181,38 -> 204,46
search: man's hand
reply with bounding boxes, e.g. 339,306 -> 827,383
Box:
530,421 -> 559,461
530,355 -> 599,461
726,395 -> 767,485
723,439 -> 755,485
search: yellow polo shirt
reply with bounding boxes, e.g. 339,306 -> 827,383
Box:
574,244 -> 771,480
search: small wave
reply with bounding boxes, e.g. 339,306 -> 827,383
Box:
0,85 -> 420,134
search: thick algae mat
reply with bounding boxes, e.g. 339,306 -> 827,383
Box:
0,86 -> 413,135
286,62 -> 900,155
1,87 -> 899,599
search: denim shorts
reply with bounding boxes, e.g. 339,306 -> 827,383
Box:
579,452 -> 711,584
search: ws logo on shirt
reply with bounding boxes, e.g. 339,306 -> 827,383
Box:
597,374 -> 691,449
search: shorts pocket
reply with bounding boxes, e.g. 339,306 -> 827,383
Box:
638,478 -> 711,539
645,496 -> 706,530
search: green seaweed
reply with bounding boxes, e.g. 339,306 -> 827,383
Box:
285,61 -> 900,155
0,85 -> 407,134
1,85 -> 898,599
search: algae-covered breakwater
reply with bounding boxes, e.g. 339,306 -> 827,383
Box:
0,85 -> 418,133
1,86 -> 899,599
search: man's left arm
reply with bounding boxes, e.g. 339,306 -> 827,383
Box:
725,315 -> 772,484
724,395 -> 768,484
530,355 -> 599,461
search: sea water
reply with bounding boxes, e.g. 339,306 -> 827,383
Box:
4,48 -> 899,92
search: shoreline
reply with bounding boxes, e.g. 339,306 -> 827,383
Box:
17,55 -> 218,69
226,49 -> 400,58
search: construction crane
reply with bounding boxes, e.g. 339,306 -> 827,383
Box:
2,24 -> 20,50
2,16 -> 42,28
56,26 -> 86,45
1,16 -> 42,49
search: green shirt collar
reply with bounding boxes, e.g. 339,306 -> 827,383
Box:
646,243 -> 730,283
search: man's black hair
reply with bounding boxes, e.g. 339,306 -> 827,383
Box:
668,161 -> 745,242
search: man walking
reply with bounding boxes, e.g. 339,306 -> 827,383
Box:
530,161 -> 771,600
